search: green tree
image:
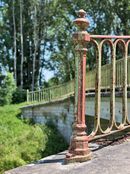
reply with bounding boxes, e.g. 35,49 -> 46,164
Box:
0,73 -> 16,105
0,0 -> 130,89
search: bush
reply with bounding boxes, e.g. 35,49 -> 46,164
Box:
12,88 -> 27,104
41,124 -> 68,157
0,73 -> 16,105
0,104 -> 68,173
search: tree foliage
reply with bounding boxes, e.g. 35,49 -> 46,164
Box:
0,0 -> 130,90
0,72 -> 16,105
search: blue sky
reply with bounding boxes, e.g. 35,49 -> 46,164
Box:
43,69 -> 54,81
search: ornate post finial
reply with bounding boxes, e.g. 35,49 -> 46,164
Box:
74,9 -> 89,31
78,9 -> 86,18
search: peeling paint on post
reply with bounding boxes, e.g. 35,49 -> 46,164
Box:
65,9 -> 92,163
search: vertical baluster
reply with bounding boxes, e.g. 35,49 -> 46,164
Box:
105,66 -> 107,88
106,64 -> 109,88
116,61 -> 118,87
72,80 -> 74,92
65,85 -> 68,94
55,88 -> 57,99
42,90 -> 44,101
94,43 -> 101,132
118,62 -> 120,87
89,71 -> 91,89
93,71 -> 94,89
47,89 -> 49,101
41,90 -> 43,101
36,91 -> 39,101
48,89 -> 50,102
101,68 -> 103,88
31,92 -> 33,102
69,82 -> 71,93
128,58 -> 130,86
105,66 -> 106,88
45,89 -> 47,101
91,71 -> 93,89
93,71 -> 95,89
72,81 -> 73,93
60,86 -> 62,97
53,88 -> 55,99
122,45 -> 128,124
27,89 -> 29,102
110,44 -> 115,128
91,71 -> 92,89
44,89 -> 45,101
39,89 -> 40,102
33,92 -> 35,102
59,86 -> 61,98
44,89 -> 46,102
32,92 -> 33,102
67,83 -> 69,94
90,71 -> 91,89
34,91 -> 36,101
118,61 -> 120,87
29,92 -> 31,102
119,61 -> 121,87
117,61 -> 119,87
43,89 -> 45,101
86,72 -> 88,89
109,64 -> 110,88
101,67 -> 104,88
36,91 -> 38,101
45,89 -> 49,102
120,61 -> 122,87
40,90 -> 42,101
106,65 -> 107,88
106,65 -> 108,88
35,91 -> 36,101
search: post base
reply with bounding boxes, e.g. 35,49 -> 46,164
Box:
65,151 -> 92,164
65,134 -> 92,164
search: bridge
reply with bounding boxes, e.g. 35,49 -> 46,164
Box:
22,9 -> 130,163
27,56 -> 130,103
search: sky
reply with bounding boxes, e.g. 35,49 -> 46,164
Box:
43,69 -> 54,81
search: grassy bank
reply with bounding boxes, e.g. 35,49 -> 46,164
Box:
0,104 -> 68,173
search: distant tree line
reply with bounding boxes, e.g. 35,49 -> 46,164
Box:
0,0 -> 130,91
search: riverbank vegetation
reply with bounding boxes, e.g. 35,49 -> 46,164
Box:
0,104 -> 68,173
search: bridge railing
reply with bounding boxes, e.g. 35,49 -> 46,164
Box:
86,56 -> 130,90
27,56 -> 130,103
27,80 -> 74,103
87,35 -> 130,141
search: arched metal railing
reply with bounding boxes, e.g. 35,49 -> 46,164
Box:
88,35 -> 130,140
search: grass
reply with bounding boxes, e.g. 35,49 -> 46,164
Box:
0,103 -> 68,174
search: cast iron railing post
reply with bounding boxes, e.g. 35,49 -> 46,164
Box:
65,9 -> 92,163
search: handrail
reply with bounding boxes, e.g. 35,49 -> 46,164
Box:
91,35 -> 130,39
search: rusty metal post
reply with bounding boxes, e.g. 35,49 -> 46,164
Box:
65,9 -> 92,163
